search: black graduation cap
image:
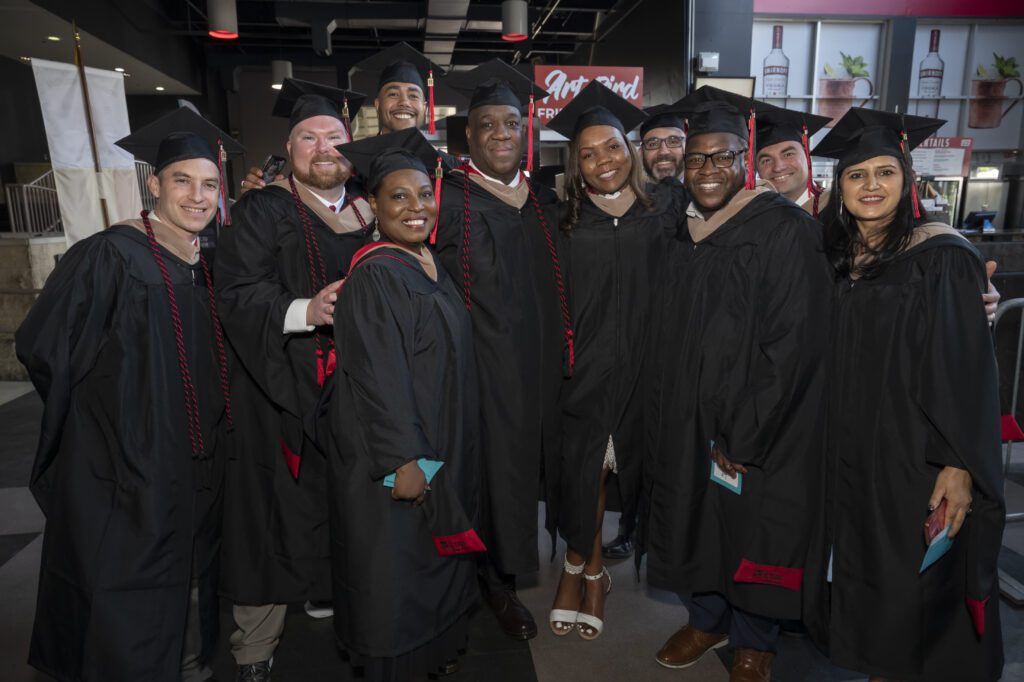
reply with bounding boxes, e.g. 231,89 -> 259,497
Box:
755,108 -> 831,154
115,106 -> 245,173
271,78 -> 367,132
445,59 -> 549,113
811,107 -> 944,171
639,104 -> 686,139
335,127 -> 448,193
349,42 -> 443,95
336,128 -> 451,243
812,107 -> 945,218
546,80 -> 648,141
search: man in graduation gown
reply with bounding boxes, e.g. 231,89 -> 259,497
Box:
214,79 -> 374,680
753,108 -> 832,216
16,109 -> 238,682
435,59 -> 571,640
639,106 -> 687,184
645,87 -> 832,682
241,44 -> 444,192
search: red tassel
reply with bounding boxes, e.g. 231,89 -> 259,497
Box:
527,94 -> 535,173
901,133 -> 921,219
427,70 -> 436,135
316,346 -> 325,387
280,438 -> 301,480
683,119 -> 689,137
746,108 -> 756,190
217,139 -> 230,226
567,329 -> 575,376
430,155 -> 443,245
801,124 -> 823,218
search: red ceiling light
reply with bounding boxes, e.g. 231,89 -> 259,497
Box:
501,0 -> 528,42
208,0 -> 239,40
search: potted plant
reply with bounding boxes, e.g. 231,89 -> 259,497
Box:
969,53 -> 1022,129
817,52 -> 874,126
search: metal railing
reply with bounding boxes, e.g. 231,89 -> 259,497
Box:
4,169 -> 61,233
993,297 -> 1024,524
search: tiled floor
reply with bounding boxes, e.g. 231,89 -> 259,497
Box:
1,383 -> 1021,681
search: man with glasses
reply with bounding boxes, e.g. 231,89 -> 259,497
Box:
638,106 -> 687,183
644,87 -> 831,682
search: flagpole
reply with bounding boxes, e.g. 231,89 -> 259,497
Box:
72,21 -> 110,227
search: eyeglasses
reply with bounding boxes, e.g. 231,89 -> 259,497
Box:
641,135 -> 684,151
683,149 -> 746,170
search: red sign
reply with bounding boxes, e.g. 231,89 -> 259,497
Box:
753,0 -> 1023,16
911,136 -> 974,177
534,66 -> 643,125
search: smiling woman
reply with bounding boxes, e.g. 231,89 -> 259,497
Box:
325,129 -> 484,682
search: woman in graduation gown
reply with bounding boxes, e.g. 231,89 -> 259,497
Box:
544,82 -> 687,641
326,130 -> 484,681
803,108 -> 1005,681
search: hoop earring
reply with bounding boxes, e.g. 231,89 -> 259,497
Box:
839,201 -> 844,217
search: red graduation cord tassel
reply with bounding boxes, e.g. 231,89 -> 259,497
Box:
427,70 -> 436,134
527,94 -> 535,173
746,108 -> 757,190
801,124 -> 822,217
683,119 -> 689,137
217,139 -> 230,226
430,156 -> 443,245
901,133 -> 922,219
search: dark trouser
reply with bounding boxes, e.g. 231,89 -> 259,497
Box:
479,554 -> 516,593
681,592 -> 780,653
181,569 -> 216,681
616,511 -> 637,540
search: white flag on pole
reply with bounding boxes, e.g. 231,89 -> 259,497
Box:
31,59 -> 142,245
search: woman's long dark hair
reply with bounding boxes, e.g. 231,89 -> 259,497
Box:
561,130 -> 653,233
822,152 -> 925,279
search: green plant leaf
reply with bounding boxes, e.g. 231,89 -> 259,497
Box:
840,52 -> 869,78
993,53 -> 1020,78
824,63 -> 835,77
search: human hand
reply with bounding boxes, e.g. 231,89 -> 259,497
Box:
928,466 -> 973,539
240,165 -> 285,194
983,261 -> 999,322
305,279 -> 344,327
391,460 -> 428,504
712,445 -> 747,478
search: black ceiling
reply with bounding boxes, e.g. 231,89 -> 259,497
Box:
160,0 -> 635,70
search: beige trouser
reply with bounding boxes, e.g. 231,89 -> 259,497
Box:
230,604 -> 288,665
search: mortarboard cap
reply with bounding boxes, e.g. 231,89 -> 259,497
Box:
639,104 -> 686,139
445,59 -> 549,112
335,127 -> 449,193
546,79 -> 647,141
812,107 -> 945,218
272,78 -> 367,132
115,106 -> 244,173
755,108 -> 831,153
349,42 -> 444,95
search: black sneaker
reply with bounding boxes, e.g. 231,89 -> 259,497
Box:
602,535 -> 634,560
237,660 -> 272,682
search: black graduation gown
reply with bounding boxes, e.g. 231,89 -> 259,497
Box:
215,181 -> 372,604
551,181 -> 686,557
433,170 -> 564,575
16,224 -> 226,682
644,191 -> 832,620
803,233 -> 1005,681
327,245 -> 480,674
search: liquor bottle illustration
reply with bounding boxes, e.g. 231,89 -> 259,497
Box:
916,29 -> 944,118
763,25 -> 790,98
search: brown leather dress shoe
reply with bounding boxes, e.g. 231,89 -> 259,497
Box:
655,625 -> 729,669
729,648 -> 774,682
487,589 -> 538,640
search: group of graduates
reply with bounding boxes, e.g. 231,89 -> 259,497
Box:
15,40 -> 1009,682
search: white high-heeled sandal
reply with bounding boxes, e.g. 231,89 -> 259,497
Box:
549,557 -> 584,636
576,566 -> 612,641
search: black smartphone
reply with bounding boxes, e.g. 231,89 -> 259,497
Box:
260,154 -> 287,181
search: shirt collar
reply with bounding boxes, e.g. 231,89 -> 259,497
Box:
293,176 -> 346,212
469,160 -> 522,188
